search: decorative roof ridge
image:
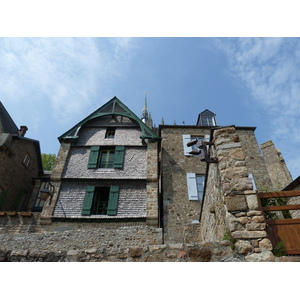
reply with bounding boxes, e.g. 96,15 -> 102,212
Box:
58,96 -> 160,143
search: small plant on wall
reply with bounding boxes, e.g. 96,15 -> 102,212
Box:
272,241 -> 286,257
223,229 -> 237,250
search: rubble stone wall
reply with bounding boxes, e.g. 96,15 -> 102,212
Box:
261,140 -> 293,190
160,126 -> 209,243
199,126 -> 275,261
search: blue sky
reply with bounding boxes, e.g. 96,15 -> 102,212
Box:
1,37 -> 300,179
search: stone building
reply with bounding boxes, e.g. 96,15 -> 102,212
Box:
0,96 -> 297,262
158,110 -> 213,243
40,97 -> 160,228
0,101 -> 44,211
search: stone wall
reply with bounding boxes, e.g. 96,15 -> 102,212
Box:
159,126 -> 209,243
0,211 -> 299,261
261,140 -> 293,189
146,141 -> 159,226
199,126 -> 275,261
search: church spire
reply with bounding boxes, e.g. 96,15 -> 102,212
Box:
141,91 -> 149,124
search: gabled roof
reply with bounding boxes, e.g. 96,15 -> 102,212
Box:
196,109 -> 217,126
59,96 -> 160,143
0,101 -> 19,134
199,109 -> 216,116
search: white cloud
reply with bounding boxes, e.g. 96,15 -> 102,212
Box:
0,37 -> 137,124
214,37 -> 300,179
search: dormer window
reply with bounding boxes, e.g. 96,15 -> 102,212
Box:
202,116 -> 215,126
105,128 -> 115,139
197,109 -> 217,126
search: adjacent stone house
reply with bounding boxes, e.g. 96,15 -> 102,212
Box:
40,97 -> 160,227
158,110 -> 213,243
0,101 -> 44,211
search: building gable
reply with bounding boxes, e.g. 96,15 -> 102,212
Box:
58,96 -> 160,143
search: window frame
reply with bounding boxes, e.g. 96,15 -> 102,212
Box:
32,181 -> 49,212
99,148 -> 115,168
88,146 -> 125,169
22,153 -> 31,168
201,115 -> 215,126
186,173 -> 205,201
105,128 -> 116,139
182,135 -> 210,156
82,185 -> 120,216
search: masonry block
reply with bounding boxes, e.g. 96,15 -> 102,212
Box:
225,194 -> 248,212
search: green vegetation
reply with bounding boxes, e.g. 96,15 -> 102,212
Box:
223,229 -> 237,250
272,241 -> 286,257
41,153 -> 57,171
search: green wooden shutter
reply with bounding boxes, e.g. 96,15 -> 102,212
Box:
88,146 -> 100,169
107,186 -> 119,216
82,186 -> 95,215
113,146 -> 125,169
0,190 -> 8,210
14,188 -> 25,210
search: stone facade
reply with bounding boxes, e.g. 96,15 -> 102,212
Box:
261,140 -> 293,190
0,102 -> 43,212
159,125 -> 210,243
199,126 -> 282,261
41,97 -> 160,228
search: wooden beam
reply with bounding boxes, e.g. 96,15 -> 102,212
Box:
266,219 -> 300,225
263,204 -> 300,212
258,190 -> 300,199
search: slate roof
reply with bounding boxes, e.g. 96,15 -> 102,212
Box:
0,101 -> 19,134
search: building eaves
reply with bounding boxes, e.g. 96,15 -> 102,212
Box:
0,101 -> 19,134
282,175 -> 300,191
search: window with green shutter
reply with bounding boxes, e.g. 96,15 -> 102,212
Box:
88,146 -> 125,169
113,146 -> 125,169
107,186 -> 119,215
99,148 -> 115,168
14,188 -> 28,211
88,146 -> 100,169
82,186 -> 119,216
82,186 -> 95,215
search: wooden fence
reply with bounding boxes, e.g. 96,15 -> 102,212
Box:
257,190 -> 300,255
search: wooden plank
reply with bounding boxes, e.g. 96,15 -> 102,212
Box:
258,190 -> 300,199
267,219 -> 300,225
285,249 -> 300,255
263,204 -> 300,212
267,222 -> 300,255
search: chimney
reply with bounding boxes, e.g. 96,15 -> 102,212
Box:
18,126 -> 28,137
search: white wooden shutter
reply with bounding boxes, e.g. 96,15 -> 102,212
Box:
186,173 -> 198,200
182,135 -> 191,156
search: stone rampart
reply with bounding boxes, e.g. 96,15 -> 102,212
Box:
0,212 -> 297,261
